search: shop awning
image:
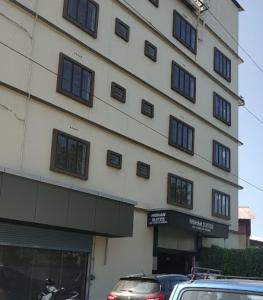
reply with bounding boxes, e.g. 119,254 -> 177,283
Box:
0,169 -> 135,238
147,210 -> 229,239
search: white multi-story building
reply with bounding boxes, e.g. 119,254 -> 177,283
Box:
0,0 -> 243,299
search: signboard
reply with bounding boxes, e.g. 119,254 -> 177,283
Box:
148,212 -> 168,225
147,210 -> 229,238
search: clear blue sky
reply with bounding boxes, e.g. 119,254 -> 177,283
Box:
238,0 -> 263,237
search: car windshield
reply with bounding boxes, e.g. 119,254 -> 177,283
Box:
180,291 -> 263,300
114,279 -> 160,294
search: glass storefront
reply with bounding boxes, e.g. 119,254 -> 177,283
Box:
0,245 -> 89,300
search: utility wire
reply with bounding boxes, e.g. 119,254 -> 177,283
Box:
242,107 -> 263,126
1,40 -> 263,192
205,5 -> 263,75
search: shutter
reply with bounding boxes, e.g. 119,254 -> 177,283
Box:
0,222 -> 92,252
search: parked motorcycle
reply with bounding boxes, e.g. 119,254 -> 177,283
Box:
38,279 -> 79,300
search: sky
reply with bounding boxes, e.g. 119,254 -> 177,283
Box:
237,0 -> 263,237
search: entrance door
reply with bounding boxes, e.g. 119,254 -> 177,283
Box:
157,250 -> 194,275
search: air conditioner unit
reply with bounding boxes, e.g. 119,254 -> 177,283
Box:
181,0 -> 201,12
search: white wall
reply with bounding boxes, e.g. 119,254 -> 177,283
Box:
90,209 -> 153,300
0,88 -> 239,230
0,0 -> 240,182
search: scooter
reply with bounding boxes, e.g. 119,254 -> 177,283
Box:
38,279 -> 79,300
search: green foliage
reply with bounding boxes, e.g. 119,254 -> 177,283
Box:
199,246 -> 263,277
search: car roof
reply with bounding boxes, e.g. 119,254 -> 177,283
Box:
120,274 -> 188,281
156,274 -> 188,279
176,279 -> 263,293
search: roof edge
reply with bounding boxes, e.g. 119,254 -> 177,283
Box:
231,0 -> 244,12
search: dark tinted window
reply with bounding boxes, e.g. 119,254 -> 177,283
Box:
171,61 -> 196,102
144,41 -> 157,62
51,129 -> 90,180
115,18 -> 130,42
213,141 -> 231,171
173,11 -> 197,53
213,189 -> 231,219
111,82 -> 126,103
214,47 -> 231,81
113,279 -> 160,294
167,173 -> 193,209
180,290 -> 262,300
141,100 -> 154,118
213,93 -> 231,125
169,116 -> 194,154
107,150 -> 122,169
137,161 -> 150,179
63,0 -> 99,37
57,53 -> 95,107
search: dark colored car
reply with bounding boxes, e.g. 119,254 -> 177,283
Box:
107,274 -> 188,300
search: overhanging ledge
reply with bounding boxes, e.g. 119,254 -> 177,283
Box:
0,169 -> 135,238
147,210 -> 229,239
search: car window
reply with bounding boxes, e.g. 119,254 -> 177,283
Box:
179,290 -> 263,300
113,279 -> 160,294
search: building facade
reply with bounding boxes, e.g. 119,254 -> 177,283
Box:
0,0 -> 243,299
239,206 -> 256,249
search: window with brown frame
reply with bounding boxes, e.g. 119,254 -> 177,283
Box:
141,100 -> 154,118
137,161 -> 150,179
213,140 -> 231,172
148,0 -> 159,7
169,116 -> 194,155
115,18 -> 130,42
144,40 -> 158,62
212,189 -> 231,220
171,61 -> 196,102
107,150 -> 122,169
57,53 -> 95,107
213,92 -> 231,126
63,0 -> 99,38
111,82 -> 126,103
173,11 -> 197,54
167,173 -> 193,209
214,47 -> 231,82
50,129 -> 90,180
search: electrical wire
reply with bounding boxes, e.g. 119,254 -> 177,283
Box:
0,30 -> 263,192
202,3 -> 263,127
205,4 -> 263,75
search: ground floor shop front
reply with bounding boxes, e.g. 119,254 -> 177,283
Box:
0,224 -> 92,300
0,170 -> 239,300
89,209 -> 233,300
0,169 -> 135,300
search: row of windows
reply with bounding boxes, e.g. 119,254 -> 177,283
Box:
62,0 -> 233,127
167,174 -> 231,219
51,130 -> 151,180
57,53 -> 232,172
63,0 -> 232,83
57,52 -> 231,128
51,129 -> 230,220
169,119 -> 231,172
